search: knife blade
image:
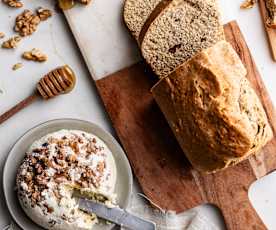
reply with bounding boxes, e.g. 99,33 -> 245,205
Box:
78,198 -> 156,230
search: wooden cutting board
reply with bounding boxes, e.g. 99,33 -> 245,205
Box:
95,21 -> 276,230
64,4 -> 276,228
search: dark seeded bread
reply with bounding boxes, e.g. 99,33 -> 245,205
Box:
141,0 -> 225,78
152,41 -> 273,173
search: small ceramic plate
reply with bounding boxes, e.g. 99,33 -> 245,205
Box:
3,119 -> 133,230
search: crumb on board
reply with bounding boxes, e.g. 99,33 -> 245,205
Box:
0,32 -> 5,39
22,48 -> 48,62
1,36 -> 21,48
12,62 -> 23,70
240,0 -> 257,9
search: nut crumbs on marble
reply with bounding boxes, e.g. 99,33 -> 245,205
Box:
12,62 -> 23,70
0,32 -> 5,39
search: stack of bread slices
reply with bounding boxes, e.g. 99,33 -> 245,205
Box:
123,0 -> 273,173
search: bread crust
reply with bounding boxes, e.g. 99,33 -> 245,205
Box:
138,0 -> 173,46
152,41 -> 273,173
123,0 -> 165,41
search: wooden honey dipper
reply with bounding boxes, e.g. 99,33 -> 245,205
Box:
0,65 -> 76,125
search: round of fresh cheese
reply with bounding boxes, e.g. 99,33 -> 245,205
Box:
16,130 -> 117,230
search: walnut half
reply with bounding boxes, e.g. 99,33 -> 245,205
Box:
240,0 -> 257,9
14,10 -> 41,37
37,7 -> 53,21
2,36 -> 21,49
22,48 -> 47,62
2,0 -> 23,8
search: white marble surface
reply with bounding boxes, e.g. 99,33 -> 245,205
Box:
0,0 -> 276,229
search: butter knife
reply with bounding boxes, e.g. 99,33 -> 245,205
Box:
78,198 -> 156,230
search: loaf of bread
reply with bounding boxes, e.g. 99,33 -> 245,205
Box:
141,0 -> 224,78
265,0 -> 276,28
152,41 -> 273,173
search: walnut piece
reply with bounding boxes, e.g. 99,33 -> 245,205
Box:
0,32 -> 5,39
77,0 -> 91,5
2,0 -> 23,8
12,63 -> 23,70
37,7 -> 52,21
58,0 -> 91,10
240,0 -> 257,9
22,48 -> 47,62
14,10 -> 41,37
2,36 -> 21,49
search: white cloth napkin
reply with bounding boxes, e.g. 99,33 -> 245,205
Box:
126,194 -> 219,230
123,183 -> 219,230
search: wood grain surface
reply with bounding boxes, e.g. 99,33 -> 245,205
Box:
259,0 -> 276,61
96,21 -> 276,229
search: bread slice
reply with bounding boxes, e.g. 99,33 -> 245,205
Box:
265,0 -> 276,28
123,0 -> 165,41
152,41 -> 273,173
141,0 -> 225,78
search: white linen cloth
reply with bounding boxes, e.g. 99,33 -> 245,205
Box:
123,184 -> 219,230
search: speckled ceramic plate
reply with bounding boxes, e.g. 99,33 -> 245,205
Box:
3,119 -> 133,230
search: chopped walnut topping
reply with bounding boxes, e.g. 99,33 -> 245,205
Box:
14,10 -> 41,37
22,48 -> 47,62
2,36 -> 21,48
66,154 -> 77,163
25,173 -> 33,182
36,7 -> 52,21
54,175 -> 67,184
240,0 -> 257,9
69,141 -> 80,154
44,204 -> 54,214
97,162 -> 105,174
12,63 -> 23,70
0,32 -> 5,39
2,0 -> 23,8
